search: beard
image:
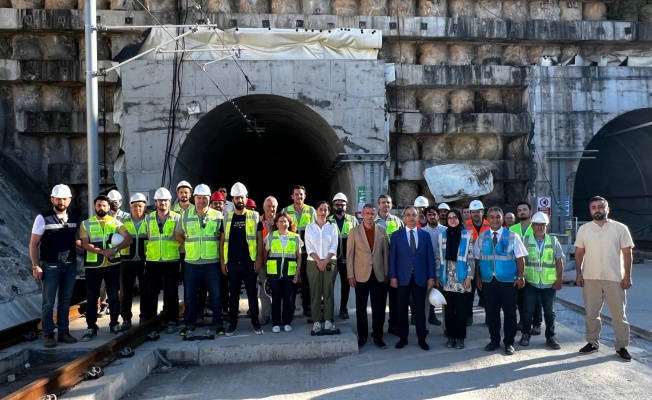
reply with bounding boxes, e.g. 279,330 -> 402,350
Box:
96,209 -> 108,217
592,212 -> 606,221
235,202 -> 245,211
335,208 -> 345,216
54,204 -> 68,212
110,203 -> 120,211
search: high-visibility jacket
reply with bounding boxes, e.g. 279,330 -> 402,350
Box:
465,219 -> 490,241
172,203 -> 194,213
82,216 -> 121,268
282,204 -> 315,233
120,215 -> 147,261
327,214 -> 358,258
437,229 -> 473,284
375,214 -> 402,238
523,234 -> 559,287
510,222 -> 533,239
181,207 -> 221,262
478,228 -> 518,282
266,231 -> 301,279
145,211 -> 180,262
223,209 -> 259,264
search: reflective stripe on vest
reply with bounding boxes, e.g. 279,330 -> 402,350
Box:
145,211 -> 180,262
478,228 -> 518,282
83,216 -> 121,268
437,230 -> 472,284
266,231 -> 300,279
223,210 -> 258,264
182,207 -> 221,262
523,234 -> 557,286
121,217 -> 147,260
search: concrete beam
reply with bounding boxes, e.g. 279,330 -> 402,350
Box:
15,111 -> 119,135
393,65 -> 527,89
391,113 -> 531,136
390,159 -> 532,182
48,162 -> 115,185
0,60 -> 118,83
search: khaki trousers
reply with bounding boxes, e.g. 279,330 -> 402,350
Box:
306,259 -> 337,322
582,279 -> 630,349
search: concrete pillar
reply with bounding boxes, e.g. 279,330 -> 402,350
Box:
529,0 -> 560,20
418,0 -> 446,16
582,2 -> 607,21
270,0 -> 300,14
44,0 -> 76,8
360,0 -> 387,15
206,0 -> 232,12
11,0 -> 44,7
417,89 -> 449,113
503,45 -> 528,66
239,0 -> 271,13
388,0 -> 416,16
474,44 -> 503,66
423,137 -> 453,161
449,0 -> 473,17
502,0 -> 528,21
449,90 -> 474,113
559,0 -> 582,20
474,0 -> 502,19
448,44 -> 473,65
419,43 -> 448,65
331,0 -> 356,14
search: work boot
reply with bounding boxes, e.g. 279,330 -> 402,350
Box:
58,332 -> 78,344
44,335 -> 56,348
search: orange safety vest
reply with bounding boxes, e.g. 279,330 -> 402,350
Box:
465,219 -> 490,241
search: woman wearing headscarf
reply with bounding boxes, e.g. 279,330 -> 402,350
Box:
436,209 -> 475,349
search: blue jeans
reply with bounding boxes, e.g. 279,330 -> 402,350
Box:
522,284 -> 556,339
41,261 -> 78,337
184,262 -> 222,326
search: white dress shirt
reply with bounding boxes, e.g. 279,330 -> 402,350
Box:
305,221 -> 339,261
405,227 -> 419,248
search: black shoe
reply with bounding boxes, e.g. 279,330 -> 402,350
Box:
58,332 -> 78,344
531,324 -> 542,336
428,315 -> 441,326
546,336 -> 561,350
519,334 -> 530,347
484,341 -> 500,351
374,338 -> 388,349
578,343 -> 599,355
395,339 -> 408,349
358,338 -> 367,348
225,324 -> 237,337
339,310 -> 350,320
387,325 -> 398,336
446,337 -> 455,348
81,328 -> 97,342
466,317 -> 473,326
418,340 -> 430,351
44,335 -> 56,348
252,322 -> 263,335
455,339 -> 465,349
505,345 -> 516,355
214,324 -> 226,336
180,325 -> 196,336
616,347 -> 632,362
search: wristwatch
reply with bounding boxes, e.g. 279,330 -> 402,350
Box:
517,276 -> 525,281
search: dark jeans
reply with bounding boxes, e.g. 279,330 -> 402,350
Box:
120,259 -> 145,322
221,269 -> 230,315
293,252 -> 310,310
228,261 -> 259,324
355,273 -> 387,341
85,264 -> 120,330
184,262 -> 222,326
143,261 -> 179,324
522,285 -> 556,338
397,274 -> 427,342
270,277 -> 294,326
336,258 -> 351,312
483,278 -> 518,346
386,283 -> 398,331
518,286 -> 543,326
443,290 -> 467,339
466,278 -> 484,316
41,261 -> 77,337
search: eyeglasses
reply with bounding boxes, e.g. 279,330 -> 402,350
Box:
447,216 -> 459,220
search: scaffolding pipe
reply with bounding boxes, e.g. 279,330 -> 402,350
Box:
85,0 -> 99,216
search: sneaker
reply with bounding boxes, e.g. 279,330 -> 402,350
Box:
446,337 -> 455,348
531,324 -> 542,336
44,335 -> 56,348
180,325 -> 196,336
260,315 -> 271,326
121,320 -> 132,331
58,332 -> 78,344
214,324 -> 226,336
616,347 -> 632,362
165,322 -> 178,334
339,310 -> 350,320
324,320 -> 333,330
519,333 -> 530,347
312,321 -> 322,333
455,339 -> 465,349
82,329 -> 97,342
225,324 -> 237,337
284,325 -> 292,332
252,322 -> 263,335
110,324 -> 121,334
546,336 -> 561,350
578,343 -> 599,355
272,325 -> 281,333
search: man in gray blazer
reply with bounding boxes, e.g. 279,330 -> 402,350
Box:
347,204 -> 390,349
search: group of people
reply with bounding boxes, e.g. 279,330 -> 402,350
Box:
29,183 -> 634,361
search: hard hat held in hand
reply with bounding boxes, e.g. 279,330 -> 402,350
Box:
429,288 -> 447,306
110,233 -> 125,247
194,184 -> 211,196
154,187 -> 172,200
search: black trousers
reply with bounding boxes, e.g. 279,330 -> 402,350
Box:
483,278 -> 518,345
85,264 -> 120,330
355,273 -> 387,341
517,286 -> 543,326
336,257 -> 351,312
143,261 -> 179,324
466,278 -> 485,316
221,267 -> 230,315
397,274 -> 427,342
386,283 -> 398,331
120,259 -> 145,322
293,252 -> 310,310
228,261 -> 259,324
443,290 -> 467,339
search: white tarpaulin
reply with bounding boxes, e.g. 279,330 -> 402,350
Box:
138,26 -> 381,61
424,162 -> 494,203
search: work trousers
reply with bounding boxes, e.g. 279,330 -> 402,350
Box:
270,276 -> 295,326
228,261 -> 259,325
336,257 -> 351,312
583,279 -> 630,349
483,278 -> 518,346
306,259 -> 337,322
41,261 -> 77,336
85,264 -> 120,330
258,264 -> 272,318
522,284 -> 556,339
120,259 -> 145,322
397,274 -> 427,342
143,261 -> 179,324
355,273 -> 387,341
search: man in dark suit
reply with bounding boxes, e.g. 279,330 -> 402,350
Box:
389,206 -> 436,351
347,204 -> 389,349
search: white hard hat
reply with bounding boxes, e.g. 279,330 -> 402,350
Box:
194,183 -> 211,196
176,180 -> 192,191
531,212 -> 550,224
154,187 -> 172,200
414,196 -> 429,208
230,182 -> 248,197
51,184 -> 72,199
438,203 -> 450,210
332,192 -> 348,203
469,200 -> 484,211
107,189 -> 122,201
130,193 -> 147,204
429,288 -> 447,307
110,233 -> 124,247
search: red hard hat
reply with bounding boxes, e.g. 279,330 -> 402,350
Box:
246,199 -> 257,208
211,191 -> 225,202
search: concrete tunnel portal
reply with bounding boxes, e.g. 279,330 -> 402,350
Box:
172,94 -> 354,210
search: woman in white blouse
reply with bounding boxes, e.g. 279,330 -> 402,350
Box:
305,200 -> 339,333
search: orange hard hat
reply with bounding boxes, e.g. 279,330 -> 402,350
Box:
211,191 -> 225,202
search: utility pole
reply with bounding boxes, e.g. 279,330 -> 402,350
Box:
85,0 -> 99,216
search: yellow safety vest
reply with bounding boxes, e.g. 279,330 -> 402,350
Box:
82,216 -> 121,268
283,204 -> 315,231
328,214 -> 358,257
523,234 -> 558,286
145,211 -> 180,262
181,207 -> 222,262
223,209 -> 258,264
120,216 -> 147,261
266,231 -> 300,279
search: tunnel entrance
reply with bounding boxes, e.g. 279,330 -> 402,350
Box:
573,108 -> 652,244
172,94 -> 353,210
